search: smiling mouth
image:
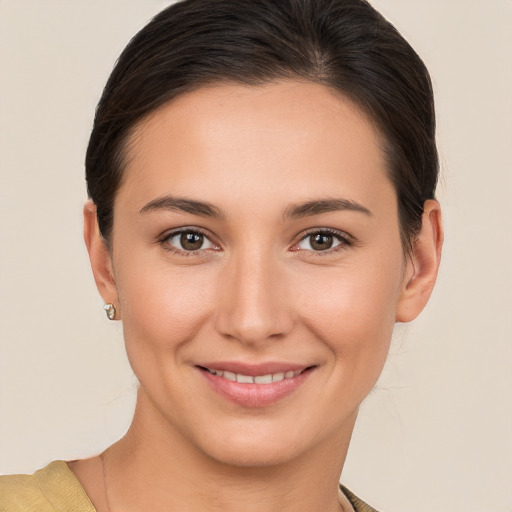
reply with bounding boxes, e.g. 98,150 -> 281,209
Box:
197,364 -> 316,407
198,366 -> 311,384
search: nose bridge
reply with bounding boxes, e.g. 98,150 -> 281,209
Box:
215,244 -> 293,344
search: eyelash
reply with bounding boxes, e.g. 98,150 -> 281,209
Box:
292,228 -> 353,256
158,227 -> 353,256
159,227 -> 219,256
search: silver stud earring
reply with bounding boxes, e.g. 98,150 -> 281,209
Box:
103,303 -> 116,321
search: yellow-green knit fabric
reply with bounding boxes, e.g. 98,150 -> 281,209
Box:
0,461 -> 380,512
0,461 -> 95,512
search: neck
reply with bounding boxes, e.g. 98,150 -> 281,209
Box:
102,389 -> 357,512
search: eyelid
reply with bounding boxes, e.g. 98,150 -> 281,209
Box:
291,227 -> 354,253
159,226 -> 221,254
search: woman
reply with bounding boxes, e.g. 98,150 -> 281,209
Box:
0,0 -> 443,510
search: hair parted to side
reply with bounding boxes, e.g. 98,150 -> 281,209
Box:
86,0 -> 438,249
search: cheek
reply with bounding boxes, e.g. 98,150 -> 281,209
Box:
297,257 -> 403,380
300,258 -> 401,331
115,254 -> 216,357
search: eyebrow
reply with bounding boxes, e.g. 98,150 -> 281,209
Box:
139,195 -> 225,219
283,198 -> 373,219
139,195 -> 372,220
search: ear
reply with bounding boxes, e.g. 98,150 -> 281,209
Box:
395,199 -> 443,323
83,200 -> 120,319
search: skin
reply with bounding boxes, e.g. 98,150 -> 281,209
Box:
77,81 -> 443,512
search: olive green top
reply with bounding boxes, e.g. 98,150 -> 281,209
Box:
0,461 -> 380,512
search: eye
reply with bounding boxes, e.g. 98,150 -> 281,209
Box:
295,229 -> 350,252
164,229 -> 216,252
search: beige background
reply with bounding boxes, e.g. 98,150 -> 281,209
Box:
1,1 -> 511,511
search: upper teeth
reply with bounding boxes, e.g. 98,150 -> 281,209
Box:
206,368 -> 303,383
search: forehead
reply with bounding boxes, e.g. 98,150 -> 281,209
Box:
119,81 -> 394,216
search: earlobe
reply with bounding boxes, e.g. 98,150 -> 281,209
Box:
83,200 -> 120,317
396,199 -> 444,323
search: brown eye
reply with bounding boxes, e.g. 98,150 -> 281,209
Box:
166,230 -> 215,252
309,233 -> 333,251
181,232 -> 204,250
296,230 -> 348,252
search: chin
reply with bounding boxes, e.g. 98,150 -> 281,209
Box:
190,418 -> 319,469
204,438 -> 301,468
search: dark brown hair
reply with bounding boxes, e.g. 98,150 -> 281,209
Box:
86,0 -> 438,249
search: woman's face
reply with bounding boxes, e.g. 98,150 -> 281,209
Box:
106,81 -> 411,466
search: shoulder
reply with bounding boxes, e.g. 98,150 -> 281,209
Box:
341,484 -> 382,512
0,461 -> 96,512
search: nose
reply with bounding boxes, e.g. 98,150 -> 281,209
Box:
214,248 -> 295,346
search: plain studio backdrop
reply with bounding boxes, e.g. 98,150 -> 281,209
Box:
1,1 -> 511,511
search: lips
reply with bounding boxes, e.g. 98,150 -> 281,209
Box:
196,362 -> 315,407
